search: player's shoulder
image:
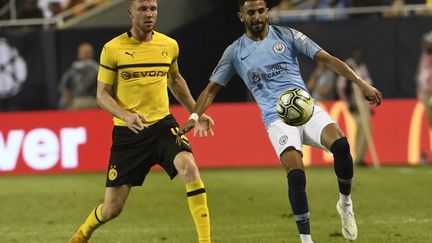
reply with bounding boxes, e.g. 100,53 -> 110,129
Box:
230,38 -> 242,49
272,25 -> 313,45
271,25 -> 296,38
153,31 -> 178,46
103,32 -> 130,49
271,24 -> 292,32
229,34 -> 249,51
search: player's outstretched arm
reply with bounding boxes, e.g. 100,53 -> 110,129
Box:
178,81 -> 223,135
314,50 -> 382,106
97,81 -> 146,133
168,71 -> 215,137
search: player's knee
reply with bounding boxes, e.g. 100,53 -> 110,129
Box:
183,161 -> 200,181
330,137 -> 351,159
331,137 -> 353,179
287,169 -> 306,192
175,154 -> 200,182
103,202 -> 125,220
280,148 -> 303,172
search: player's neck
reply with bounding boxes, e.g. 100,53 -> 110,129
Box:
245,25 -> 269,41
130,27 -> 153,42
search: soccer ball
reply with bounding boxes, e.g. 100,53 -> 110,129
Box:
276,88 -> 314,126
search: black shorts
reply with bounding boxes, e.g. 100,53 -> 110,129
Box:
106,114 -> 192,187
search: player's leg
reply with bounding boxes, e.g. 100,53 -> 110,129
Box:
321,123 -> 353,197
280,148 -> 313,243
70,125 -> 149,243
321,123 -> 358,241
69,185 -> 130,243
301,105 -> 356,240
173,151 -> 211,243
267,119 -> 313,243
159,116 -> 211,243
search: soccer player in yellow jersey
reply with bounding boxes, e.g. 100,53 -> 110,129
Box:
69,0 -> 213,242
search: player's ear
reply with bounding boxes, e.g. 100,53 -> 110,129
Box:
128,8 -> 132,19
237,11 -> 244,22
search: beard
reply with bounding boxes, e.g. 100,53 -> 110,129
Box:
249,21 -> 266,36
138,21 -> 154,32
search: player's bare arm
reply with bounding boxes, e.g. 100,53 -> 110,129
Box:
315,50 -> 382,106
168,71 -> 215,137
97,81 -> 146,134
178,81 -> 223,135
167,70 -> 196,112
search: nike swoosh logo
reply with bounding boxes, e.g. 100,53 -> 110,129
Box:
240,54 -> 251,61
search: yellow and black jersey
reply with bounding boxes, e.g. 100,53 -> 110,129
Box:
98,31 -> 179,126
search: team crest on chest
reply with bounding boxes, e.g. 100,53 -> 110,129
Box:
273,42 -> 285,54
247,67 -> 264,89
161,48 -> 168,57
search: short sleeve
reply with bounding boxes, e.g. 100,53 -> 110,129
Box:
209,44 -> 236,86
169,39 -> 179,73
97,44 -> 117,85
290,28 -> 322,60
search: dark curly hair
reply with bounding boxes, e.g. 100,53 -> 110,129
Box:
237,0 -> 267,10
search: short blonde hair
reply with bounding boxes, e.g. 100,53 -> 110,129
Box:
129,0 -> 157,7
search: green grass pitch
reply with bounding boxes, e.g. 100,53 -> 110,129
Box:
0,166 -> 431,243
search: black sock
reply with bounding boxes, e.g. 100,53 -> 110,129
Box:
330,137 -> 353,196
287,169 -> 310,235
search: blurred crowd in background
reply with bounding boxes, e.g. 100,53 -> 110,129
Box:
1,0 -> 431,21
0,0 -> 431,113
0,0 -> 106,19
269,0 -> 432,22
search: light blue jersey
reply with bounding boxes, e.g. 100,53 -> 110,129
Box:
210,25 -> 322,128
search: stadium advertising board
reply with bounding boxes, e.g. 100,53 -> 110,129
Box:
0,100 -> 429,174
0,110 -> 112,174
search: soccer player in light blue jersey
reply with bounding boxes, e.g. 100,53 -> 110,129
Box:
179,0 -> 382,242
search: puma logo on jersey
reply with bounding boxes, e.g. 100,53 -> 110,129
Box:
125,51 -> 135,58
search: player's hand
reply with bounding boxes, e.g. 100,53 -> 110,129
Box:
178,119 -> 196,136
176,119 -> 196,145
193,113 -> 215,138
359,82 -> 382,106
123,112 -> 147,134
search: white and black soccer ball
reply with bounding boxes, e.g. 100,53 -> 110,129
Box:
276,88 -> 314,126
